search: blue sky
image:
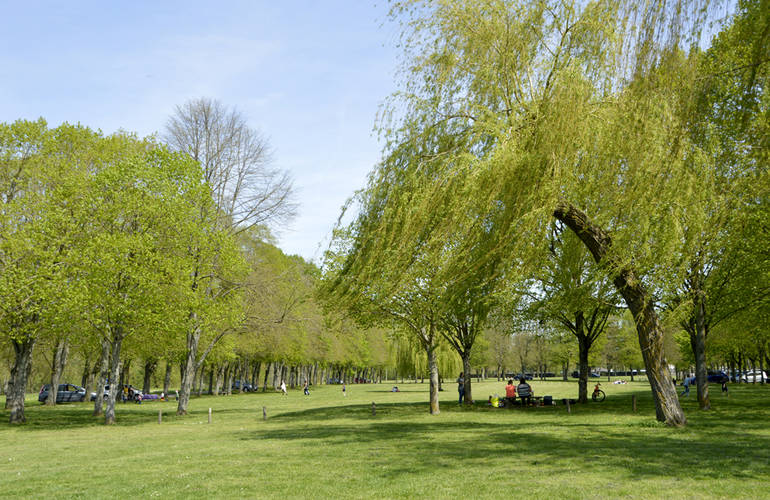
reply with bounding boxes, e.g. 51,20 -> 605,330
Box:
0,2 -> 401,262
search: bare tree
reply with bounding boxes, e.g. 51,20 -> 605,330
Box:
165,97 -> 296,232
164,97 -> 296,415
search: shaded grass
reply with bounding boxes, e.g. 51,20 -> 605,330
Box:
1,380 -> 768,499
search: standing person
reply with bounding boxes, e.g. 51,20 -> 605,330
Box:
280,380 -> 287,396
681,376 -> 692,397
517,377 -> 533,406
342,382 -> 347,397
303,380 -> 310,396
721,379 -> 728,396
457,372 -> 465,404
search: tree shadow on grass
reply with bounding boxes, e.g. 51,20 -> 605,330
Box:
0,402 -> 189,430
238,399 -> 770,482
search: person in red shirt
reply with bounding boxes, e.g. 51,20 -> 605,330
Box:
505,379 -> 517,406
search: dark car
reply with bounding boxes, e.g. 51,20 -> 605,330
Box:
38,383 -> 87,403
232,380 -> 253,392
707,371 -> 729,383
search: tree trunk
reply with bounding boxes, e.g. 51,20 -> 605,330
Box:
252,361 -> 261,389
272,362 -> 281,390
104,329 -> 124,425
93,337 -> 111,416
142,359 -> 157,395
81,356 -> 95,399
688,304 -> 711,409
46,338 -> 69,407
177,330 -> 200,415
7,338 -> 35,424
555,202 -> 686,426
262,362 -> 271,392
163,361 -> 172,397
226,363 -> 234,395
462,353 -> 473,405
686,268 -> 711,410
118,358 -> 131,402
213,365 -> 223,395
577,331 -> 591,404
427,343 -> 440,415
194,364 -> 203,397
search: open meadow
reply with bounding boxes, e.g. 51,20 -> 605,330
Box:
2,379 -> 769,499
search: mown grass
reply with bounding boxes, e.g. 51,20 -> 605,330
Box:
1,379 -> 768,499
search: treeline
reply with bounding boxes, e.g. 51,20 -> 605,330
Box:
0,101 -> 391,425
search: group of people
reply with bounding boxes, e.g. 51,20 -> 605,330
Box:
456,373 -> 534,406
680,376 -> 728,396
122,384 -> 142,403
506,378 -> 533,405
279,380 -> 312,396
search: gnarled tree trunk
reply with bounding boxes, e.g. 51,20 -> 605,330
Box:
555,202 -> 686,426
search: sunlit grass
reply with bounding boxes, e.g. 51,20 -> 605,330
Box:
2,379 -> 768,499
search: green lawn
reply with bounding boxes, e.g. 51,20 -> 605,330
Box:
2,379 -> 768,499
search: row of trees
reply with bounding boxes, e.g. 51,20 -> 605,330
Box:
1,99 -> 388,425
321,0 -> 769,426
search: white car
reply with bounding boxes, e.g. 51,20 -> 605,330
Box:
741,370 -> 768,383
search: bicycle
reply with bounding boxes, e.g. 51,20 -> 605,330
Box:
592,383 -> 605,402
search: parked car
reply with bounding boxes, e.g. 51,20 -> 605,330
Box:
232,380 -> 253,392
90,385 -> 111,401
741,370 -> 768,383
707,371 -> 729,383
38,383 -> 87,403
570,371 -> 601,378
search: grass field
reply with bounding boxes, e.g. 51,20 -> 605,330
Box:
2,379 -> 769,499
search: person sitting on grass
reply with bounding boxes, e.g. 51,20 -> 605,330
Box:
517,378 -> 533,406
505,379 -> 516,405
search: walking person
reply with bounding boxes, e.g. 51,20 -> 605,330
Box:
722,379 -> 728,396
342,382 -> 347,397
457,372 -> 465,404
303,380 -> 310,396
280,380 -> 287,396
680,376 -> 693,397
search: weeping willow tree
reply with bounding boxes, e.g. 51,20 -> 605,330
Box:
325,0 -> 752,427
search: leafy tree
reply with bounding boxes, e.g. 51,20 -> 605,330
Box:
376,0 -> 743,425
71,145 -> 220,424
0,120 -> 97,423
528,224 -> 618,402
661,0 -> 770,410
